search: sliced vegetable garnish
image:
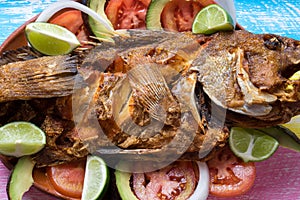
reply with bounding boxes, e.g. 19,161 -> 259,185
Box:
36,1 -> 115,35
25,22 -> 80,55
146,0 -> 170,30
192,4 -> 234,35
281,115 -> 300,139
48,10 -> 83,34
0,121 -> 46,157
105,0 -> 151,30
7,156 -> 35,200
85,0 -> 115,42
47,159 -> 86,198
207,146 -> 256,197
160,0 -> 204,32
185,162 -> 209,200
258,125 -> 300,152
115,161 -> 209,200
229,127 -> 279,162
82,155 -> 109,200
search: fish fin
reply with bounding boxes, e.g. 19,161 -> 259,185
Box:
0,46 -> 43,66
127,63 -> 170,121
0,55 -> 82,102
172,73 -> 203,129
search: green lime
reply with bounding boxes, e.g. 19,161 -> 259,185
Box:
229,127 -> 279,162
0,122 -> 46,157
81,155 -> 109,200
25,22 -> 80,55
281,115 -> 300,139
192,4 -> 234,35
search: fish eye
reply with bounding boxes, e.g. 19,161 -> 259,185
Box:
263,35 -> 284,51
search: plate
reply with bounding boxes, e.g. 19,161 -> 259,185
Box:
0,0 -> 300,199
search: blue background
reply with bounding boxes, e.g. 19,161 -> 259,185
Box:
0,0 -> 299,45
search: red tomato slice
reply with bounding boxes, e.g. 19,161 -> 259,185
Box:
48,9 -> 91,46
49,10 -> 83,34
132,161 -> 198,200
207,146 -> 256,197
161,0 -> 205,32
105,0 -> 151,29
46,159 -> 86,198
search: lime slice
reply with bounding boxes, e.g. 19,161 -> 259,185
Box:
192,4 -> 234,35
82,155 -> 109,200
25,22 -> 80,55
229,127 -> 279,162
0,122 -> 46,157
281,115 -> 300,139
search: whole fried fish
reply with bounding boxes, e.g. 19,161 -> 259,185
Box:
0,29 -> 299,167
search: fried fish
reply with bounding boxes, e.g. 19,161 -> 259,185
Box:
0,29 -> 299,167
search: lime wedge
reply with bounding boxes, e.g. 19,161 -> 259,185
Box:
229,127 -> 279,162
82,155 -> 109,200
25,22 -> 80,55
0,122 -> 46,157
192,4 -> 234,35
281,115 -> 300,139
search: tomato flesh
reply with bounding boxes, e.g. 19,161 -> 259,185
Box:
105,0 -> 151,29
46,159 -> 86,198
207,146 -> 256,197
161,0 -> 204,32
132,161 -> 198,200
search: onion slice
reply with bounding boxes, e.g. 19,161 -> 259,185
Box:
188,162 -> 210,200
36,0 -> 116,35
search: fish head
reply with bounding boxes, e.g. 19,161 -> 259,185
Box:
242,32 -> 300,93
192,30 -> 300,117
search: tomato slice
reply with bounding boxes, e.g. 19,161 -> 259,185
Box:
105,0 -> 151,29
48,9 -> 90,44
132,161 -> 198,200
207,146 -> 256,197
49,9 -> 83,34
46,159 -> 86,198
161,0 -> 205,32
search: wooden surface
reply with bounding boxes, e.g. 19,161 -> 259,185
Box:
0,0 -> 300,199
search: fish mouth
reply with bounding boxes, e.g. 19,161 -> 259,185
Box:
263,34 -> 300,81
282,61 -> 300,81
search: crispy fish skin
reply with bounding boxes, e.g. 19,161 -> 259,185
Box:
1,29 -> 300,166
0,49 -> 84,102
